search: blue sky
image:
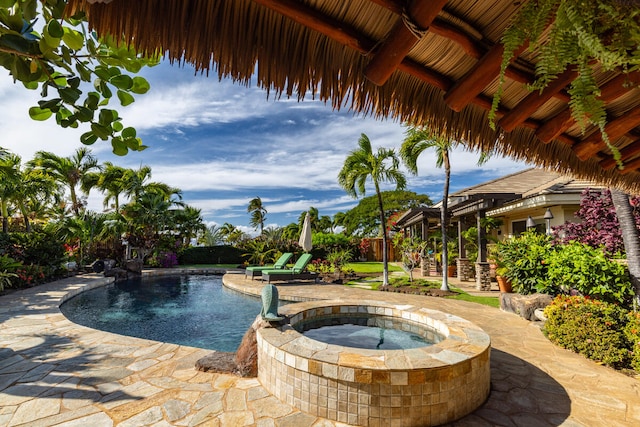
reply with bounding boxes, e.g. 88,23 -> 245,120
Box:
1,60 -> 529,235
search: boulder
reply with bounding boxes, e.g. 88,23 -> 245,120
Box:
104,268 -> 128,280
125,259 -> 142,274
195,352 -> 237,374
500,293 -> 553,321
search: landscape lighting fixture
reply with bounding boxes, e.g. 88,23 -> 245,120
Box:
543,208 -> 554,235
526,216 -> 536,229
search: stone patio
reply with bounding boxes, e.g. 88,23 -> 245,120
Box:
0,270 -> 639,426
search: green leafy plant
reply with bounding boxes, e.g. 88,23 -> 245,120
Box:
241,239 -> 275,266
0,0 -> 158,155
491,0 -> 640,163
325,248 -> 353,273
624,311 -> 640,371
543,295 -> 631,368
0,254 -> 21,292
495,231 -> 554,294
542,241 -> 633,304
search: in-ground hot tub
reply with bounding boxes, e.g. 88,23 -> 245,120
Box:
257,300 -> 491,426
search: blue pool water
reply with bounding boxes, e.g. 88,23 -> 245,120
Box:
297,315 -> 445,350
60,275 -> 264,352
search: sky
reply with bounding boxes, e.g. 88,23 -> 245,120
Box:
0,60 -> 529,235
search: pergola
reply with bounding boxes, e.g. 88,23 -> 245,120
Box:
68,0 -> 640,194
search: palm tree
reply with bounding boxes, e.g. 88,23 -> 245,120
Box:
400,126 -> 492,291
29,148 -> 101,216
282,222 -> 300,241
87,162 -> 128,212
247,196 -> 267,235
0,154 -> 22,232
122,165 -> 183,203
400,127 -> 456,291
611,189 -> 640,309
200,224 -> 225,246
174,205 -> 205,246
338,133 -> 406,286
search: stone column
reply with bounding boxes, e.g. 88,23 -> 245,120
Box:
475,262 -> 491,291
421,257 -> 430,277
457,258 -> 472,281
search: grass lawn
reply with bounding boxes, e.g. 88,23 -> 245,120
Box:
344,262 -> 403,273
345,275 -> 500,308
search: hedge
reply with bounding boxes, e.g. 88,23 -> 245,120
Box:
178,246 -> 245,265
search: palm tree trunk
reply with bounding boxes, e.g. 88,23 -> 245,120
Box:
1,200 -> 8,233
440,150 -> 451,291
611,189 -> 640,310
375,183 -> 389,286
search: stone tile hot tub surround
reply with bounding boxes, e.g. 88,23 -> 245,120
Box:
257,299 -> 491,427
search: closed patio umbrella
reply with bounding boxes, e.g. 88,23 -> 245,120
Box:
298,212 -> 312,253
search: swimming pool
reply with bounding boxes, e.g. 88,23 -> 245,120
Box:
60,275 -> 264,351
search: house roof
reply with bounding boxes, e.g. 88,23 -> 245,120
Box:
66,0 -> 640,194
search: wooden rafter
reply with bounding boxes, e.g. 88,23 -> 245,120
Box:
443,42 -> 528,112
572,104 -> 640,160
536,72 -> 640,143
498,68 -> 577,132
600,138 -> 640,170
364,0 -> 449,86
620,156 -> 640,175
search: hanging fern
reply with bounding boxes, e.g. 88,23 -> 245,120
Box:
490,0 -> 640,166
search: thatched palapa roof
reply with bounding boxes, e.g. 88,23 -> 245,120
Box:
66,0 -> 640,194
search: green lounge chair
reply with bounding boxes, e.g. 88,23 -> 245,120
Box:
261,253 -> 316,283
244,252 -> 293,279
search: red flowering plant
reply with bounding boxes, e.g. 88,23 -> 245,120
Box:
385,211 -> 401,234
63,240 -> 80,262
15,264 -> 47,288
358,238 -> 371,260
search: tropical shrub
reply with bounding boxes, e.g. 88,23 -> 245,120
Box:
624,311 -> 640,372
0,254 -> 21,292
241,239 -> 275,265
325,248 -> 353,273
14,264 -> 48,288
552,189 -> 639,255
541,241 -> 633,304
543,296 -> 630,369
312,232 -> 351,250
495,231 -> 554,294
307,258 -> 332,274
148,251 -> 179,268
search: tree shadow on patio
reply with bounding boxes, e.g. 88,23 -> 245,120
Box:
0,333 -> 142,407
451,349 -> 572,426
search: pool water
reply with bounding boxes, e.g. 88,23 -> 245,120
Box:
60,275 -> 264,351
297,315 -> 445,350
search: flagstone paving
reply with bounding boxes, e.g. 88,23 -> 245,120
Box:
0,270 -> 639,426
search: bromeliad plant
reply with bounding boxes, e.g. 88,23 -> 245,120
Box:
491,0 -> 640,163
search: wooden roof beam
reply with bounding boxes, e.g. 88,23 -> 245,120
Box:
364,0 -> 449,86
620,156 -> 640,175
498,68 -> 577,132
252,0 -> 371,52
600,138 -> 640,170
572,104 -> 640,160
443,42 -> 528,112
536,72 -> 640,143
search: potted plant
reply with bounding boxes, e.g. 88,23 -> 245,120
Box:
495,265 -> 512,293
447,245 -> 457,278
